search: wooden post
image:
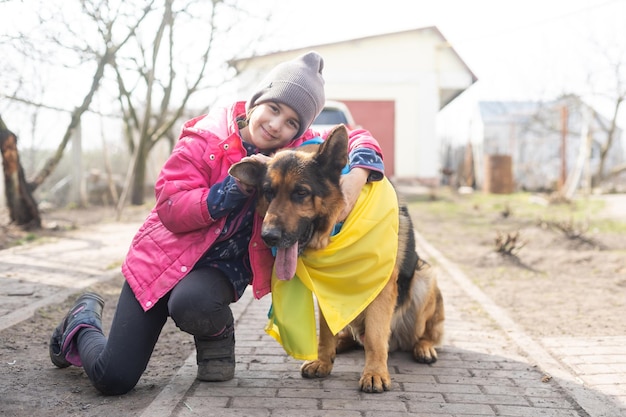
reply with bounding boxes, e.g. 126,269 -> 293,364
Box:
559,106 -> 568,190
70,120 -> 87,207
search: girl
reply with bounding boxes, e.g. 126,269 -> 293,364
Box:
48,51 -> 385,395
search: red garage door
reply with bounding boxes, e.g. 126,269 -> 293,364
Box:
341,100 -> 395,177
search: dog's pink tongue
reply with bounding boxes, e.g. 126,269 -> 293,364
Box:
275,243 -> 298,281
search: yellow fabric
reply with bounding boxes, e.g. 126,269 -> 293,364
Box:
265,177 -> 399,360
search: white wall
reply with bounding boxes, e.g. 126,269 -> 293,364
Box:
233,28 -> 475,182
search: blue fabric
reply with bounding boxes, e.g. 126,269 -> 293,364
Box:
200,140 -> 258,299
195,197 -> 255,300
206,175 -> 250,219
301,136 -> 385,182
300,137 -> 324,146
301,136 -> 350,174
350,148 -> 384,182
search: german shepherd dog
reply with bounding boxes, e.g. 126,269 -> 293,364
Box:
229,125 -> 444,393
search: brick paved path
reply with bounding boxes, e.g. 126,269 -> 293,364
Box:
2,222 -> 624,416
139,231 -> 625,417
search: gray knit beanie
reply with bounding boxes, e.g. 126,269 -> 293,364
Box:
248,51 -> 326,139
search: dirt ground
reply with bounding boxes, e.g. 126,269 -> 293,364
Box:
405,190 -> 626,339
1,203 -> 196,416
1,275 -> 194,416
0,191 -> 625,416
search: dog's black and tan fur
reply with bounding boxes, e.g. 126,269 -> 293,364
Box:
229,125 -> 444,393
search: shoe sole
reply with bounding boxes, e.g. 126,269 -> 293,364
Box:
197,363 -> 235,382
48,292 -> 105,368
49,329 -> 71,368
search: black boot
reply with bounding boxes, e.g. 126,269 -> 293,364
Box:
195,324 -> 235,381
49,292 -> 105,368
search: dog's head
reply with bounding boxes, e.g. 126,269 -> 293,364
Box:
229,124 -> 349,280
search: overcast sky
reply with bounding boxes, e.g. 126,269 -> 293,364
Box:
262,0 -> 626,100
251,0 -> 626,145
2,0 -> 625,148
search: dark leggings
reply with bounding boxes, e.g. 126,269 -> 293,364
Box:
76,267 -> 235,395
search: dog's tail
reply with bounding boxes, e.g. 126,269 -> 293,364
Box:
396,205 -> 422,308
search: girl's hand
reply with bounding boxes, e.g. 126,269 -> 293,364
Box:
338,168 -> 369,221
239,153 -> 273,164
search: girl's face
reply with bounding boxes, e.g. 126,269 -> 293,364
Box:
242,102 -> 301,151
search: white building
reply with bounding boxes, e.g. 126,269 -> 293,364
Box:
470,98 -> 625,191
231,27 -> 477,185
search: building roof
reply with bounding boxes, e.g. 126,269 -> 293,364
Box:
231,26 -> 478,84
230,26 -> 477,110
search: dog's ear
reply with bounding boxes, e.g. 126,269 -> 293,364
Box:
229,158 -> 267,190
316,124 -> 349,178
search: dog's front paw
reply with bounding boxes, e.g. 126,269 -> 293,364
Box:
413,340 -> 438,364
301,360 -> 333,378
359,371 -> 391,393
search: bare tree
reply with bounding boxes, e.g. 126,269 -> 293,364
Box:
2,0 -> 271,227
111,0 -> 266,206
113,0 -> 213,206
521,92 -> 623,194
1,0 -> 153,226
589,60 -> 626,184
0,116 -> 40,228
510,30 -> 626,194
581,34 -> 626,187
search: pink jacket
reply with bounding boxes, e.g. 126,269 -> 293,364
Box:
121,101 -> 383,311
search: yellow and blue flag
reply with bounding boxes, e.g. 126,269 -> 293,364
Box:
265,177 -> 399,360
